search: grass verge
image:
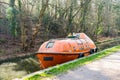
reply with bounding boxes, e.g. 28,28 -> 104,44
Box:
95,37 -> 120,44
23,45 -> 120,80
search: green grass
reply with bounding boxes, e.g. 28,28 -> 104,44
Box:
97,39 -> 120,51
24,45 -> 120,80
95,37 -> 120,44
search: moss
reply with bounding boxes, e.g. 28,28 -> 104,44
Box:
0,49 -> 5,54
0,38 -> 6,44
25,74 -> 41,80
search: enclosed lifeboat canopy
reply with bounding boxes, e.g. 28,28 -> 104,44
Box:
36,33 -> 97,68
38,33 -> 96,53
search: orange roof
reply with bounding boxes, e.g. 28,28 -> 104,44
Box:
38,33 -> 96,54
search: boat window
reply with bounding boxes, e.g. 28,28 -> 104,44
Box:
46,42 -> 54,48
67,36 -> 78,38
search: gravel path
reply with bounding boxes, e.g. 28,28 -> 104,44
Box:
51,51 -> 120,80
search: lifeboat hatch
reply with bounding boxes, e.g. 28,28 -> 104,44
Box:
44,57 -> 53,61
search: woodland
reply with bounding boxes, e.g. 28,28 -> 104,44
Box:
0,0 -> 120,61
0,0 -> 120,80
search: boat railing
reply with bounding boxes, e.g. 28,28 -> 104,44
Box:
49,37 -> 79,41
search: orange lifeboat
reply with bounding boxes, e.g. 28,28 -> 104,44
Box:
36,33 -> 97,69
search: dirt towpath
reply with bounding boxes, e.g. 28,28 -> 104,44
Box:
50,51 -> 120,80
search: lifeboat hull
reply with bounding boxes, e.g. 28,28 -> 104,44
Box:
36,33 -> 97,69
36,53 -> 80,69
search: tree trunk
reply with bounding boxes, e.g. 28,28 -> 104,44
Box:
9,0 -> 18,37
94,1 -> 104,41
29,0 -> 49,47
18,0 -> 28,51
79,0 -> 91,32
